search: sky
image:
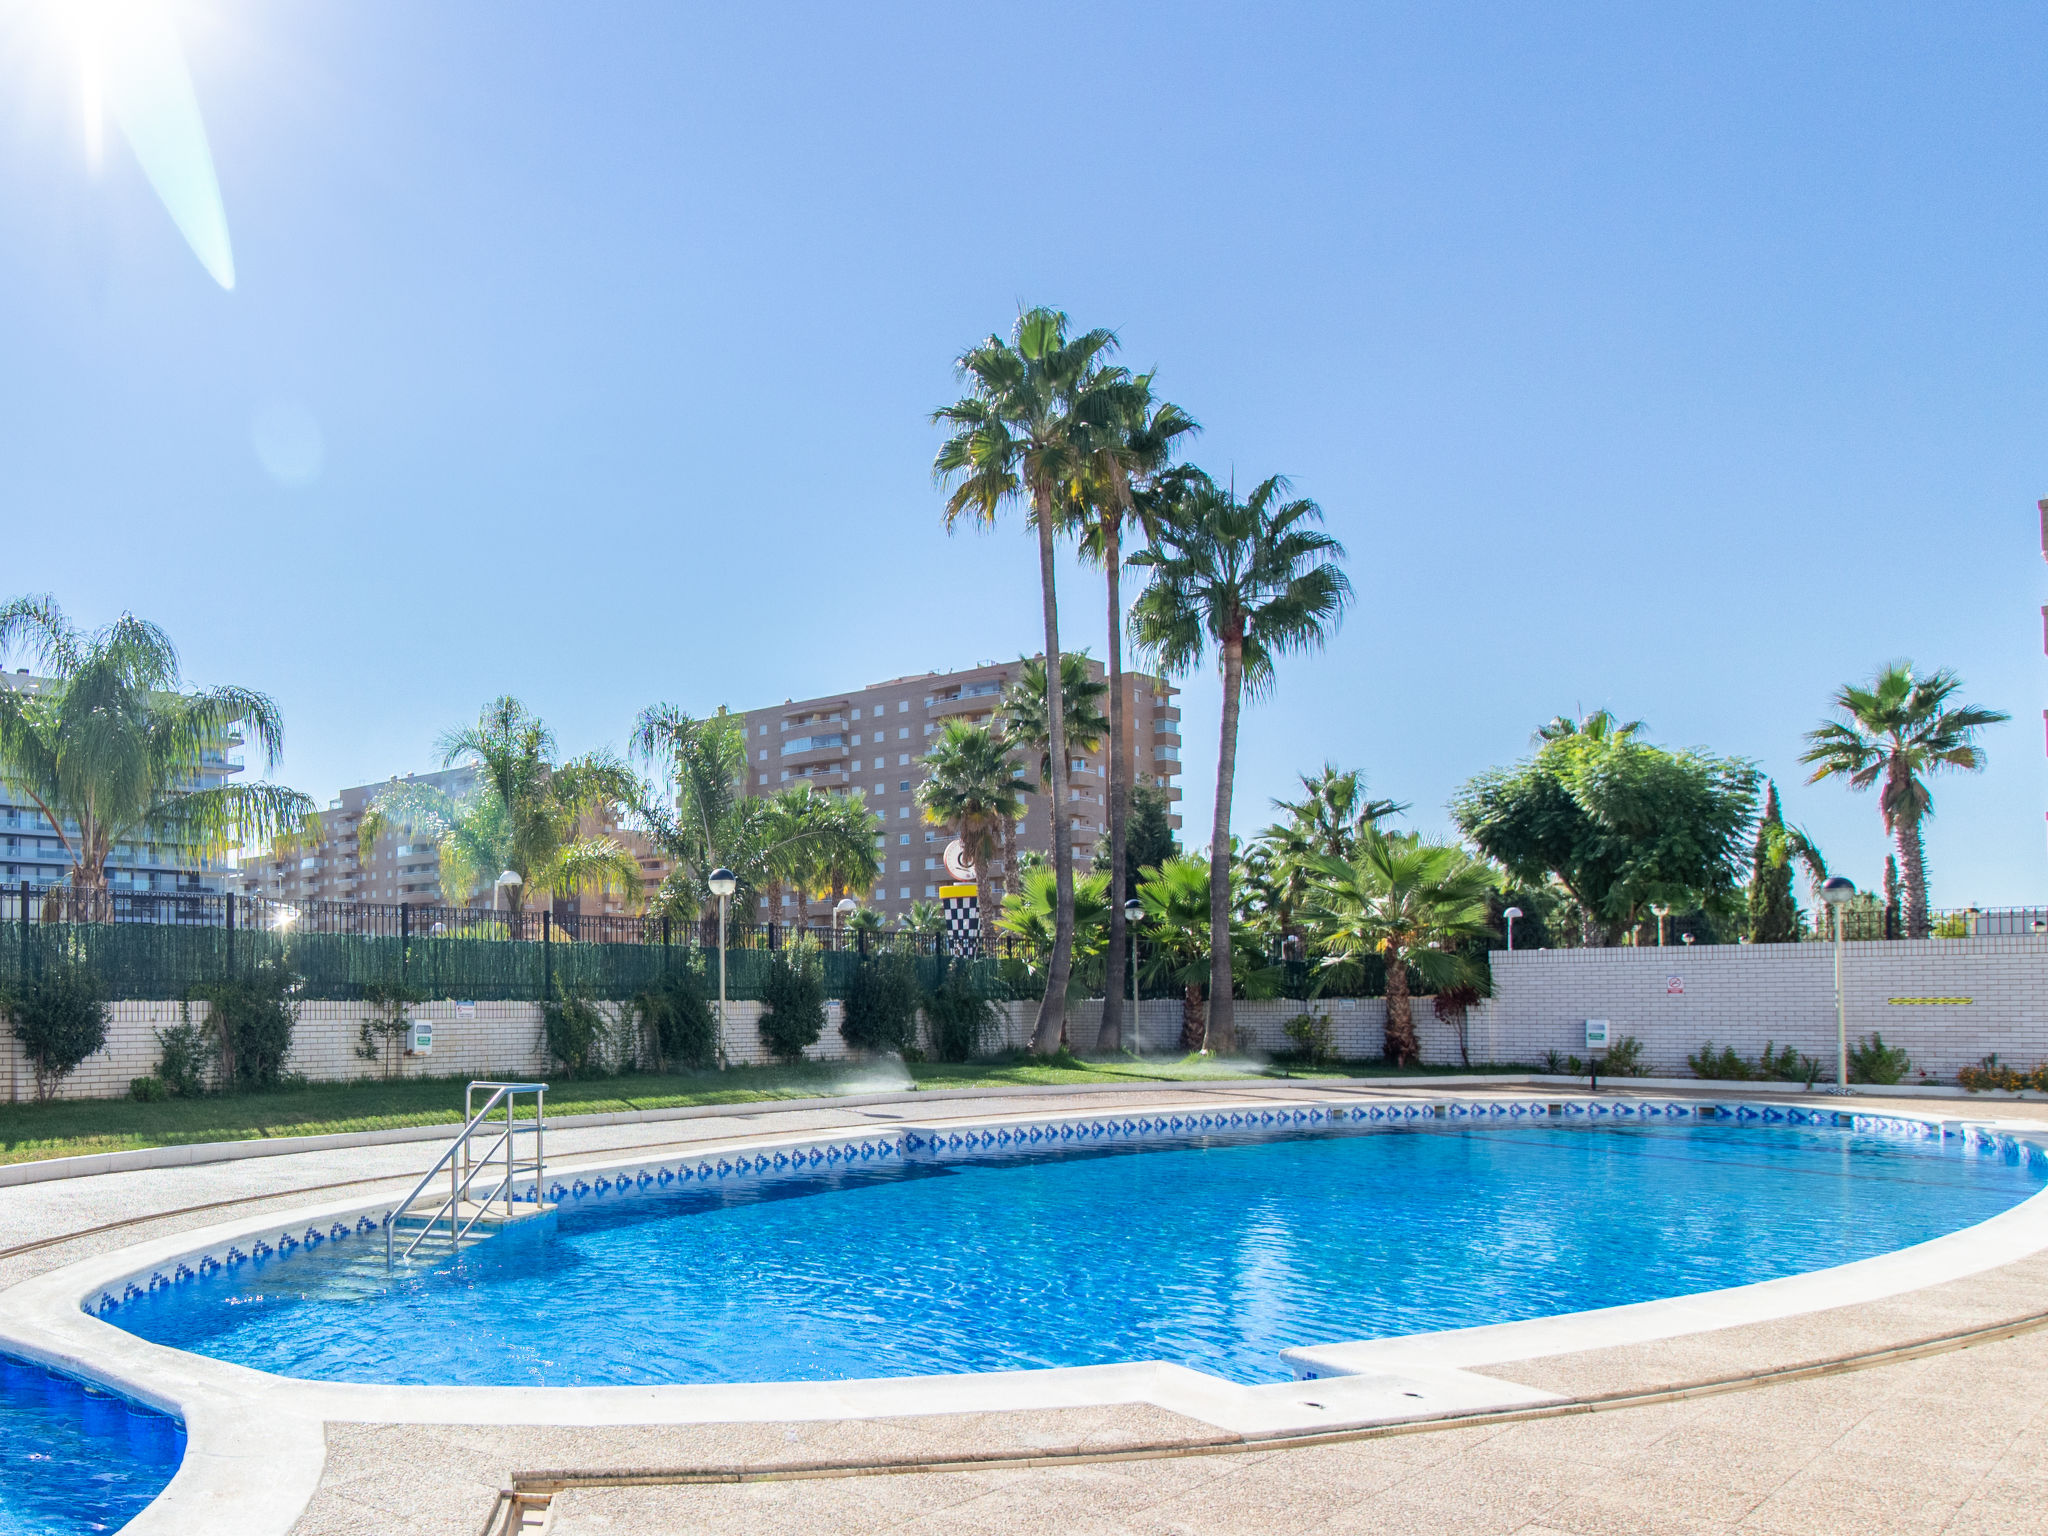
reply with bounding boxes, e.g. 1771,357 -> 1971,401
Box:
1,1 -> 2043,906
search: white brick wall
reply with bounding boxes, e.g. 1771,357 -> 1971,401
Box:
1467,936 -> 2048,1081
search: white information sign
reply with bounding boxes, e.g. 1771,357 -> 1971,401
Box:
1584,1018 -> 1610,1051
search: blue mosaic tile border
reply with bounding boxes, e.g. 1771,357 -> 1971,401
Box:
82,1097 -> 2046,1319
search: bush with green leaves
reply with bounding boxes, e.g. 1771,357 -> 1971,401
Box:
543,988 -> 613,1077
1547,1034 -> 1650,1078
840,951 -> 923,1055
634,967 -> 718,1071
923,962 -> 996,1064
758,945 -> 826,1064
3,953 -> 109,1099
1281,1011 -> 1334,1064
1848,1032 -> 1912,1086
192,957 -> 299,1090
354,983 -> 422,1078
154,1017 -> 210,1096
1687,1038 -> 1821,1085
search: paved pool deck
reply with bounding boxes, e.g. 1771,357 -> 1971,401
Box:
4,1079 -> 2045,1536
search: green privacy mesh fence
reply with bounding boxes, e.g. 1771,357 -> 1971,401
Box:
0,919 -> 1011,1004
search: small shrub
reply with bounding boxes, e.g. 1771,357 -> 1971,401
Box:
3,953 -> 109,1099
841,950 -> 923,1055
354,983 -> 421,1078
154,1018 -> 210,1097
1757,1040 -> 1823,1087
1930,914 -> 1969,939
1542,1048 -> 1567,1074
128,1075 -> 168,1103
1602,1035 -> 1649,1077
1848,1032 -> 1911,1086
924,962 -> 995,1064
1282,1011 -> 1335,1065
543,989 -> 613,1077
192,958 -> 299,1090
1957,1054 -> 2048,1093
758,945 -> 826,1064
1688,1041 -> 1752,1080
633,968 -> 718,1071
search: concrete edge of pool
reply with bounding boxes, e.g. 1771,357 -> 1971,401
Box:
4,1090 -> 2046,1536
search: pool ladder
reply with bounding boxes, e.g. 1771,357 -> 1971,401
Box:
386,1081 -> 549,1268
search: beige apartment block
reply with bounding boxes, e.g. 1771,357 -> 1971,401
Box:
235,767 -> 670,915
740,657 -> 1182,924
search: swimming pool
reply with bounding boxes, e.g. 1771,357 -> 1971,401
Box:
102,1115 -> 2047,1388
0,1353 -> 183,1536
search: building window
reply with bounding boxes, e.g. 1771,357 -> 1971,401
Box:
899,833 -> 910,845
873,783 -> 884,795
758,774 -> 767,785
899,887 -> 910,899
925,885 -> 938,897
897,702 -> 908,713
897,806 -> 909,818
897,780 -> 910,792
898,754 -> 909,766
923,858 -> 936,870
852,708 -> 862,719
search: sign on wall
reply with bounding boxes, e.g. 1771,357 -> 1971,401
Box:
1584,1018 -> 1610,1050
1666,975 -> 1684,994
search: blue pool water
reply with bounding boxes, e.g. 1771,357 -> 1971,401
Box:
109,1121 -> 2045,1387
0,1354 -> 183,1536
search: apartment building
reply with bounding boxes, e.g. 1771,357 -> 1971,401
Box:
0,669 -> 241,896
740,657 -> 1182,924
235,766 -> 671,914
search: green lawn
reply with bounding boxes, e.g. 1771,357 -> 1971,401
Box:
0,1054 -> 1531,1167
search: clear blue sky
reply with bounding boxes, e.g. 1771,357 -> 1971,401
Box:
3,2 -> 2043,905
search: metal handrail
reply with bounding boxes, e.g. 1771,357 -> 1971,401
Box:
386,1081 -> 547,1267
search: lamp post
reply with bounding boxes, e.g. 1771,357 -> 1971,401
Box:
1653,904 -> 1670,946
1820,876 -> 1856,1094
494,869 -> 522,937
1125,897 -> 1144,1059
708,868 -> 737,1071
834,896 -> 857,945
1503,906 -> 1523,952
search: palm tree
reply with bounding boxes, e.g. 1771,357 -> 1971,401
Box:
900,899 -> 946,941
0,596 -> 315,920
916,720 -> 1029,950
1132,854 -> 1275,1052
1304,832 -> 1494,1065
1071,377 -> 1199,1055
934,306 -> 1124,1053
631,705 -> 753,917
1799,663 -> 2006,938
1130,472 -> 1353,1052
1252,765 -> 1406,958
809,793 -> 883,924
996,866 -> 1110,1000
361,697 -> 641,921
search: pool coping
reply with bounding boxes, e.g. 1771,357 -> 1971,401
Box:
4,1090 -> 2047,1536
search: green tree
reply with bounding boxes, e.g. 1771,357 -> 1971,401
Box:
0,596 -> 315,921
1132,854 -> 1274,1052
917,721 -> 1029,950
934,306 -> 1124,1053
900,900 -> 946,940
1250,765 -> 1406,955
1000,651 -> 1108,920
1130,472 -> 1353,1052
1304,832 -> 1495,1065
1746,782 -> 1800,943
1094,781 -> 1179,894
362,698 -> 641,919
1451,714 -> 1760,946
1070,375 -> 1199,1055
996,867 -> 1109,1001
631,705 -> 756,918
1800,662 -> 2007,938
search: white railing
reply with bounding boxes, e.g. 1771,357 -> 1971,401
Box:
385,1080 -> 548,1267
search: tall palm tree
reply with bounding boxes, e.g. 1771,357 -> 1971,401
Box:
631,705 -> 752,917
1130,472 -> 1353,1052
1132,854 -> 1274,1052
361,697 -> 641,920
1252,766 -> 1407,959
1071,378 -> 1199,1054
809,792 -> 883,922
1799,663 -> 2006,938
916,720 -> 1030,950
1305,831 -> 1494,1065
0,596 -> 315,920
934,306 -> 1124,1053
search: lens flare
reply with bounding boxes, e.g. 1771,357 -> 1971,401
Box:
71,0 -> 235,289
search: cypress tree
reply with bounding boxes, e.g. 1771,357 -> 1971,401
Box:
1747,782 -> 1799,942
1883,854 -> 1903,939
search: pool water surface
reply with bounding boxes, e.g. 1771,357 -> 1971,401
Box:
107,1120 -> 2045,1387
0,1354 -> 183,1536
